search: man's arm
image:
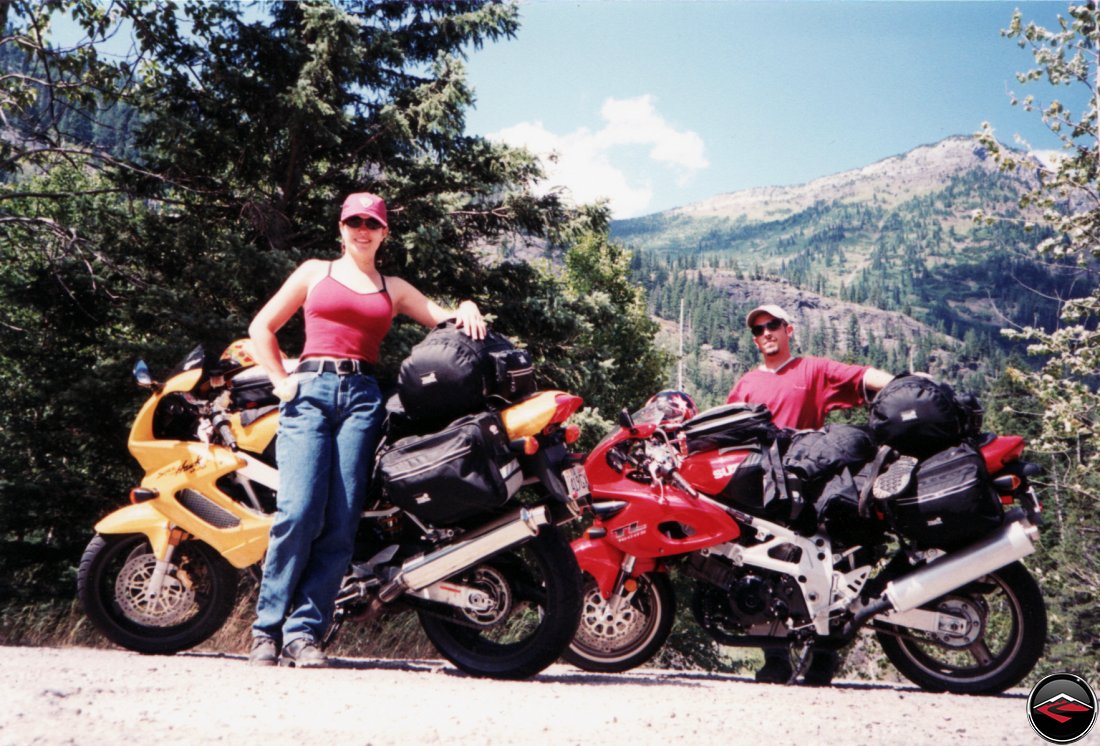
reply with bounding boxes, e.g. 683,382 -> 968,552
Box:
862,367 -> 894,398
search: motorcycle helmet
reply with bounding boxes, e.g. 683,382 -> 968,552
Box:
644,389 -> 698,431
217,338 -> 259,376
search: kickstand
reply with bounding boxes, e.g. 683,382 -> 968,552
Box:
789,640 -> 813,684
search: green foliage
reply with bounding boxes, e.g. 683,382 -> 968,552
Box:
975,4 -> 1100,681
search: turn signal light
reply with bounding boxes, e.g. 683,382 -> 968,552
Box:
522,436 -> 540,455
563,424 -> 581,444
130,487 -> 158,504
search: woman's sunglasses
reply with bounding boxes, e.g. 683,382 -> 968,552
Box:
751,318 -> 787,337
343,216 -> 385,230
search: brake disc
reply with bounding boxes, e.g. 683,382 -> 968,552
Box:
115,551 -> 195,627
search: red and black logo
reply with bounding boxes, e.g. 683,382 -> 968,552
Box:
1028,673 -> 1097,744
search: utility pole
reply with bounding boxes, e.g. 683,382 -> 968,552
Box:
677,298 -> 684,390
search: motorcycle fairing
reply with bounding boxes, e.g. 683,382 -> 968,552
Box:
573,491 -> 739,598
129,442 -> 273,568
598,489 -> 740,556
127,368 -> 205,471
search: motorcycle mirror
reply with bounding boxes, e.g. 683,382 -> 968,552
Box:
132,360 -> 156,389
618,408 -> 635,430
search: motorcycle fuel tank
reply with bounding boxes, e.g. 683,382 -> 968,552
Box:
679,446 -> 766,510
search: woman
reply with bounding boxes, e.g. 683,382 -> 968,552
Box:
246,192 -> 485,667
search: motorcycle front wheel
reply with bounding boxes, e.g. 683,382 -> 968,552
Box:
562,571 -> 676,673
875,561 -> 1046,695
417,527 -> 582,680
77,533 -> 239,654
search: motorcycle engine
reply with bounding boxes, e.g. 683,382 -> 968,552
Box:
686,553 -> 809,642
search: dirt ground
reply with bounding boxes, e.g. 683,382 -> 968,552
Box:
3,644 -> 1082,746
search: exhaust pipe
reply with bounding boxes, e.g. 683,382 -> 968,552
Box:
884,516 -> 1039,613
378,506 -> 549,603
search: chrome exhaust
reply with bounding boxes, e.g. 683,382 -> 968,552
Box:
884,516 -> 1039,613
378,506 -> 549,603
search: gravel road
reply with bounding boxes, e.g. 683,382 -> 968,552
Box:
0,645 -> 1074,746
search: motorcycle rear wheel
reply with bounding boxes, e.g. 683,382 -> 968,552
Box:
562,571 -> 675,673
417,527 -> 582,680
78,533 -> 239,654
875,561 -> 1046,695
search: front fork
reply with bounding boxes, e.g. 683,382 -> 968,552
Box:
604,554 -> 641,614
142,527 -> 190,602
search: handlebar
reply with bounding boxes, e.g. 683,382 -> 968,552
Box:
211,412 -> 239,451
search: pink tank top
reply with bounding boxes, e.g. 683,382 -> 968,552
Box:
300,264 -> 393,364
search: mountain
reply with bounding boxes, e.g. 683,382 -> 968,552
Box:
610,136 -> 1088,403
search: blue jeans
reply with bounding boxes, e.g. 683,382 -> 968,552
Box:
252,371 -> 383,646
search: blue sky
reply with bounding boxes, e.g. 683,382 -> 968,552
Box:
463,1 -> 1091,218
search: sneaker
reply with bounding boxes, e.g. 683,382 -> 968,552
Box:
248,637 -> 278,667
802,650 -> 839,686
754,653 -> 792,684
279,637 -> 328,668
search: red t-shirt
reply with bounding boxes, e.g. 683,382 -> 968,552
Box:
726,356 -> 869,430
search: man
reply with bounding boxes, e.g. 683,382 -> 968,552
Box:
727,303 -> 893,686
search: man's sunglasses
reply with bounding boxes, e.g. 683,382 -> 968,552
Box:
751,318 -> 787,337
343,216 -> 385,230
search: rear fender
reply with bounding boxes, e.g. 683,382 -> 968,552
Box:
94,502 -> 174,561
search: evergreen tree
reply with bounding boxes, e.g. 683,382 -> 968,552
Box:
977,4 -> 1100,680
0,1 -> 665,602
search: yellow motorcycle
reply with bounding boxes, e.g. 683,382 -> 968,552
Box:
78,341 -> 590,679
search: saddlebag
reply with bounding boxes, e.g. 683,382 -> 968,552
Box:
376,410 -> 524,525
398,322 -> 535,424
880,443 -> 1003,550
868,374 -> 982,458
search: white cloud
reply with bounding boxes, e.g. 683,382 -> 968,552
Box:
488,95 -> 708,218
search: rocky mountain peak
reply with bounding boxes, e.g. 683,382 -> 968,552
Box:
662,136 -> 1037,223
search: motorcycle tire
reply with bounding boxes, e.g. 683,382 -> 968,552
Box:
77,533 -> 239,655
417,526 -> 582,680
875,561 -> 1046,695
562,571 -> 676,673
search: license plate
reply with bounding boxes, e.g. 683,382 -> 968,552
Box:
563,464 -> 590,498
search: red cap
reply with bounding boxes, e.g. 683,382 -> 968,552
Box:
340,192 -> 388,227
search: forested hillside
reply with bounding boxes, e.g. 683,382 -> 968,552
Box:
615,137 -> 1092,405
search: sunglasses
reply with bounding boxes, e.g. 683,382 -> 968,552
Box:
751,318 -> 787,337
343,216 -> 385,230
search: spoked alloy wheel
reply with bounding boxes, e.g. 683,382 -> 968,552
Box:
77,533 -> 239,654
875,561 -> 1046,695
417,527 -> 582,680
563,572 -> 675,673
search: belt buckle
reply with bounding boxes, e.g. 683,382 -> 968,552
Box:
336,359 -> 356,376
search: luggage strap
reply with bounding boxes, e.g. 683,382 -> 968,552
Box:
762,437 -> 803,522
858,445 -> 895,518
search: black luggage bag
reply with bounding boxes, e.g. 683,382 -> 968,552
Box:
397,322 -> 535,424
680,402 -> 777,453
376,410 -> 524,525
882,443 -> 1003,549
868,374 -> 982,458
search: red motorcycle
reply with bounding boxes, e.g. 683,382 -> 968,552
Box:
564,395 -> 1047,694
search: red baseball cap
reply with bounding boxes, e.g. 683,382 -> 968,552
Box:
340,192 -> 388,227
